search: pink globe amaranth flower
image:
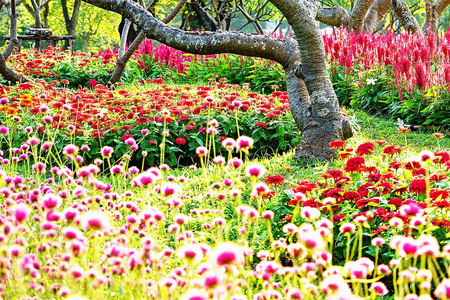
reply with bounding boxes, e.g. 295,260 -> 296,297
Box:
178,244 -> 204,262
204,96 -> 215,102
196,146 -> 209,158
128,166 -> 139,174
32,162 -> 46,174
262,210 -> 274,219
211,242 -> 245,266
41,194 -> 62,210
43,116 -> 52,123
433,278 -> 450,299
80,145 -> 90,152
73,186 -> 88,198
63,144 -> 79,156
111,165 -> 124,175
371,237 -> 385,247
0,125 -> 9,135
27,137 -> 40,146
245,163 -> 266,178
251,183 -> 270,198
286,288 -> 303,300
41,141 -> 53,151
419,150 -> 435,162
81,211 -> 111,231
12,203 -> 31,223
212,155 -> 225,165
228,157 -> 243,168
232,100 -> 242,107
236,136 -> 254,152
161,183 -> 180,197
221,138 -> 236,151
101,146 -> 114,158
132,171 -> 156,187
141,128 -> 149,135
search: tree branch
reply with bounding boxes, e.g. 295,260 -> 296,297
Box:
392,0 -> 421,33
316,5 -> 350,27
362,0 -> 392,32
349,0 -> 375,30
82,0 -> 292,66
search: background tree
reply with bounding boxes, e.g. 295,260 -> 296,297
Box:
60,0 -> 81,48
23,0 -> 51,28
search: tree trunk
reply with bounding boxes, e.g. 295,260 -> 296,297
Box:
82,0 -> 354,161
0,3 -> 30,83
271,0 -> 353,160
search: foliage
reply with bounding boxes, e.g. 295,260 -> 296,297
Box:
0,81 -> 299,168
325,29 -> 450,128
2,79 -> 450,298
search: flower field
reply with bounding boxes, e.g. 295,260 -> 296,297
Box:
0,80 -> 298,167
4,29 -> 450,299
1,72 -> 450,298
6,29 -> 450,129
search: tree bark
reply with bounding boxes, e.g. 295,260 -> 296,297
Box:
316,6 -> 350,27
349,0 -> 375,31
83,0 -> 353,160
0,3 -> 30,83
392,0 -> 421,33
270,0 -> 353,161
362,0 -> 392,32
61,0 -> 82,35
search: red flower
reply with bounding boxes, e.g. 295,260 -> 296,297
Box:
175,137 -> 186,145
255,122 -> 267,130
89,79 -> 97,88
265,175 -> 285,186
344,156 -> 365,173
122,133 -> 133,141
409,179 -> 427,194
330,140 -> 345,149
148,140 -> 156,145
383,145 -> 403,155
356,142 -> 374,156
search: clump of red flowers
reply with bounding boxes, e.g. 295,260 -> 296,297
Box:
265,175 -> 285,186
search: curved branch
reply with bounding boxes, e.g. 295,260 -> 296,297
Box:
164,0 -> 187,24
316,5 -> 349,27
82,0 -> 291,66
0,10 -> 30,83
362,0 -> 392,32
392,0 -> 421,33
349,0 -> 375,30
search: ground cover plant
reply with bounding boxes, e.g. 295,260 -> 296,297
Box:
2,75 -> 450,298
5,28 -> 450,131
0,80 -> 298,167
